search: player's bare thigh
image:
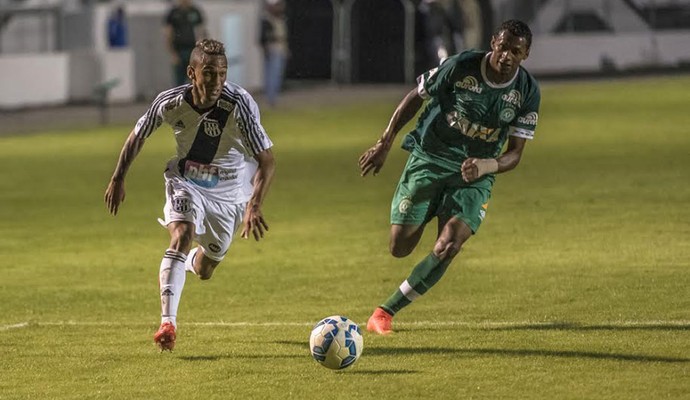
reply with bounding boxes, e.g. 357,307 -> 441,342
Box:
389,223 -> 426,258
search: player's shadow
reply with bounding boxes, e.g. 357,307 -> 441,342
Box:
364,346 -> 689,364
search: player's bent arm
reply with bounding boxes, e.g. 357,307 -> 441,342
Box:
461,136 -> 527,183
241,148 -> 275,240
379,88 -> 424,149
496,136 -> 527,173
105,129 -> 146,215
110,129 -> 146,182
248,148 -> 276,209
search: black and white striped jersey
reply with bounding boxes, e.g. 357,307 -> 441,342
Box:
134,82 -> 273,203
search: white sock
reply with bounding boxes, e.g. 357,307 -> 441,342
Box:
159,249 -> 187,327
185,247 -> 198,275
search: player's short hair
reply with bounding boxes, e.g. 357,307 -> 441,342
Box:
190,39 -> 226,66
496,19 -> 532,50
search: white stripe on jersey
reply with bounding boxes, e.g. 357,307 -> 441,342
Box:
136,85 -> 188,138
222,83 -> 271,157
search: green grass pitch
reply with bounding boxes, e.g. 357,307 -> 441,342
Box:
0,77 -> 688,399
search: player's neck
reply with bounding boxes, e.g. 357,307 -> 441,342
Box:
485,65 -> 513,85
188,87 -> 215,111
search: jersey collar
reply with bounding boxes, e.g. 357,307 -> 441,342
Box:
481,52 -> 519,89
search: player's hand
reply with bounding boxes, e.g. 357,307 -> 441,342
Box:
241,204 -> 269,241
461,158 -> 498,183
104,178 -> 126,216
358,141 -> 390,177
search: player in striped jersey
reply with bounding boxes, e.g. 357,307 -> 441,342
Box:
104,39 -> 275,351
359,20 -> 540,335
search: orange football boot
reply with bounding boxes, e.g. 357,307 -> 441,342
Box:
366,307 -> 394,335
153,322 -> 176,351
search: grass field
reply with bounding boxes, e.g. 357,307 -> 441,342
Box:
1,77 -> 689,399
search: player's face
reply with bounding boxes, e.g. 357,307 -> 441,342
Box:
188,55 -> 228,105
489,30 -> 529,77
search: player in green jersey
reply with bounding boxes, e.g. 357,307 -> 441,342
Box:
359,20 -> 540,335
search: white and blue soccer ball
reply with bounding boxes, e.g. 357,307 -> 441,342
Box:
309,315 -> 364,370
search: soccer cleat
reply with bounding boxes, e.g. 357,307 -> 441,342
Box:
366,307 -> 394,335
154,322 -> 176,351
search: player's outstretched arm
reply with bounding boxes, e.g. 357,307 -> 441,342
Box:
359,88 -> 423,177
104,129 -> 146,216
241,148 -> 275,241
461,136 -> 527,183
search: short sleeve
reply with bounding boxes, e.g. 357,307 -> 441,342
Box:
417,57 -> 457,100
133,91 -> 174,138
232,90 -> 273,156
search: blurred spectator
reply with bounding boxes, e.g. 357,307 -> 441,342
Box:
419,0 -> 464,66
107,5 -> 128,48
260,0 -> 289,107
164,0 -> 207,87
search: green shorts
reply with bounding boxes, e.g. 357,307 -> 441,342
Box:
390,153 -> 493,233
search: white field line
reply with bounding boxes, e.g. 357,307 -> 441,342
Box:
1,320 -> 689,331
0,322 -> 29,331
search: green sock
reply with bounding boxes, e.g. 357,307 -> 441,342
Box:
381,253 -> 452,315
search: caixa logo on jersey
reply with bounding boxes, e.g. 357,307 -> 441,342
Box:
203,119 -> 222,137
183,160 -> 220,188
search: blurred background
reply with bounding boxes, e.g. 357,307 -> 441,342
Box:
0,0 -> 689,130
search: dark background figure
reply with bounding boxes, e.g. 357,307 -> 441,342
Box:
259,0 -> 289,107
107,5 -> 128,48
164,0 -> 207,87
419,0 -> 465,68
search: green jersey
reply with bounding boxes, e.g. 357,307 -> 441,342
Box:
402,50 -> 541,171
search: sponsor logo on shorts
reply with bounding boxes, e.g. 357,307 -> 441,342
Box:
172,197 -> 191,214
209,243 -> 221,253
455,76 -> 483,94
517,112 -> 538,126
398,198 -> 413,214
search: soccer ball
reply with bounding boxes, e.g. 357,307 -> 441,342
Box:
309,316 -> 364,370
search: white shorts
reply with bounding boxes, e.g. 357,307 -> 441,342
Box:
162,172 -> 246,262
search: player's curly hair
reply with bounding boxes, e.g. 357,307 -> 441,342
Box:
190,39 -> 226,65
496,19 -> 532,50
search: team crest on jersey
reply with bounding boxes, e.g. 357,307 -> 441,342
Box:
217,99 -> 234,112
517,112 -> 538,126
455,76 -> 482,94
203,119 -> 222,137
500,108 -> 516,123
502,90 -> 522,107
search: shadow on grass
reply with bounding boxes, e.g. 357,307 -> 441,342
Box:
365,346 -> 689,363
348,369 -> 419,375
482,322 -> 690,332
178,354 -> 304,361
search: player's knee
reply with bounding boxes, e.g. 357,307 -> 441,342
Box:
198,270 -> 214,280
433,239 -> 462,261
389,241 -> 414,258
